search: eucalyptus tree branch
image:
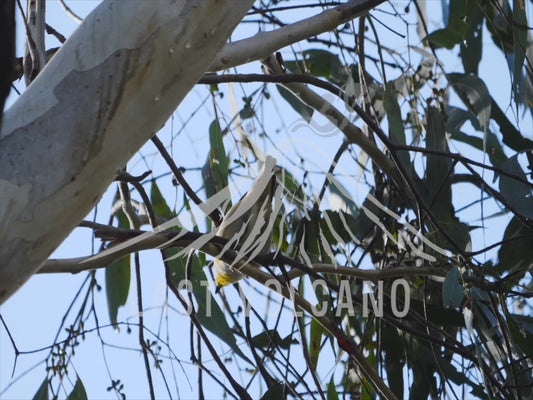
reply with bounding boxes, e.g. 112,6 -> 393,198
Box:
287,263 -> 448,281
208,0 -> 386,72
118,178 -> 141,229
39,227 -> 211,273
45,23 -> 66,43
64,225 -> 395,395
40,223 -> 506,296
392,144 -> 533,187
58,0 -> 82,23
38,224 -> 441,281
21,0 -> 46,84
259,56 -> 398,181
257,58 -> 466,254
39,223 -> 490,392
290,262 -> 506,294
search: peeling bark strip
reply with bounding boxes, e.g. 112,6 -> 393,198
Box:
23,0 -> 46,84
0,0 -> 255,304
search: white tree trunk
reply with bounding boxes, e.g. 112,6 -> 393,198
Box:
0,0 -> 254,304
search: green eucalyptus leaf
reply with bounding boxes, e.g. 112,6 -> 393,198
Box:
67,378 -> 88,400
240,96 -> 254,119
276,167 -> 305,205
151,180 -> 173,219
276,85 -> 314,123
327,376 -> 339,400
496,216 -> 533,274
498,155 -> 533,219
424,0 -> 468,49
505,312 -> 533,358
106,206 -> 131,327
461,0 -> 484,74
309,317 -> 323,370
446,106 -> 507,166
426,106 -> 453,219
302,49 -> 343,83
490,99 -> 533,151
251,330 -> 282,349
443,267 -> 464,308
512,0 -> 527,100
484,0 -> 513,54
208,119 -> 229,194
327,176 -> 358,215
382,325 -> 405,398
106,256 -> 130,326
425,28 -> 464,49
202,154 -> 217,200
448,73 -> 491,135
384,84 -> 411,175
260,382 -> 285,400
279,333 -> 299,350
32,378 -> 49,400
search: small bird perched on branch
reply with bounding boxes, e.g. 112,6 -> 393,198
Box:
214,156 -> 277,291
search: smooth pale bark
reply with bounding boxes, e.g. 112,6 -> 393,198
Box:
0,0 -> 254,304
208,0 -> 386,72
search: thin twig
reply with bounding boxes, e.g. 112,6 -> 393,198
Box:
57,0 -> 82,23
315,140 -> 349,210
151,135 -> 223,226
45,23 -> 66,43
0,315 -> 19,378
134,252 -> 156,400
166,254 -> 252,400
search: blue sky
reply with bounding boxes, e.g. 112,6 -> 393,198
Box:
1,1 -> 531,399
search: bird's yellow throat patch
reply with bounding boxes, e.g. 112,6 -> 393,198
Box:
214,259 -> 242,287
215,273 -> 238,288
